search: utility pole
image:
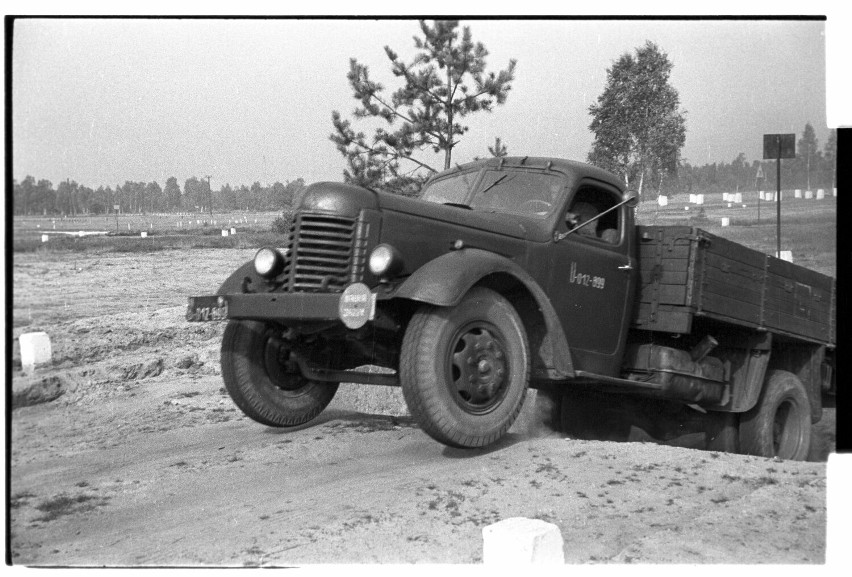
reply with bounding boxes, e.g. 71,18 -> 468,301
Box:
205,175 -> 213,218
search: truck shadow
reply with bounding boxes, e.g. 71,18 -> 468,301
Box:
544,389 -> 834,462
260,409 -> 418,435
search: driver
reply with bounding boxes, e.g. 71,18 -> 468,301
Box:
566,201 -> 599,237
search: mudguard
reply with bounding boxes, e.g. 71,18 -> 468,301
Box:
392,248 -> 574,379
217,261 -> 264,295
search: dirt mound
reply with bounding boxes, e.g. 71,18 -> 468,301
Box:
13,375 -> 66,409
111,359 -> 165,381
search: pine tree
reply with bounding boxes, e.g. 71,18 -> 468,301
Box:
330,20 -> 516,193
797,123 -> 819,190
488,137 -> 508,158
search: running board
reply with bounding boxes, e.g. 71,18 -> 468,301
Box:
559,370 -> 667,391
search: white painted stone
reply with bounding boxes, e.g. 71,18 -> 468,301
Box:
20,332 -> 52,373
482,517 -> 564,564
657,195 -> 668,207
140,231 -> 147,238
795,189 -> 802,198
817,189 -> 825,200
778,250 -> 793,263
41,234 -> 49,243
759,191 -> 765,200
805,190 -> 814,199
834,188 -> 837,197
721,217 -> 730,227
727,203 -> 732,208
221,229 -> 229,237
689,194 -> 696,203
734,192 -> 743,204
230,227 -> 237,235
695,194 -> 705,205
722,193 -> 729,202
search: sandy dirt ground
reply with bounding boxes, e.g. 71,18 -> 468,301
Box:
9,248 -> 830,565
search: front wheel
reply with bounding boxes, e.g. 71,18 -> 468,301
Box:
739,369 -> 811,460
220,320 -> 338,427
400,287 -> 529,448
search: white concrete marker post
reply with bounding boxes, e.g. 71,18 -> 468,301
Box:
721,217 -> 730,227
734,192 -> 742,203
795,189 -> 802,198
221,229 -> 229,237
778,250 -> 793,263
817,189 -> 825,200
482,517 -> 564,564
657,195 -> 668,207
41,234 -> 49,243
20,332 -> 52,374
141,231 -> 147,238
805,190 -> 814,199
230,227 -> 236,235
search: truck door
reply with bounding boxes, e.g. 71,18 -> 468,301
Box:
550,181 -> 636,376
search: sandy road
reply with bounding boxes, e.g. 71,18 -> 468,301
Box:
9,249 -> 828,565
10,379 -> 827,566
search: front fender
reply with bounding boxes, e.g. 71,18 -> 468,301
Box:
217,260 -> 264,295
392,248 -> 574,379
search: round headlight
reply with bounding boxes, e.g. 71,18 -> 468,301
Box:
368,244 -> 402,277
254,247 -> 284,278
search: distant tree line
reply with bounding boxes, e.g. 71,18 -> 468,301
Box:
661,125 -> 837,199
11,176 -> 307,216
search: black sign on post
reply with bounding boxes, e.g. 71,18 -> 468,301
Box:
763,133 -> 796,160
763,133 -> 795,259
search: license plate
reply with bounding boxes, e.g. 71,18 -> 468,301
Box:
186,296 -> 229,322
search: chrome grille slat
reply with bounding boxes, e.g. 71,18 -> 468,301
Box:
282,212 -> 364,293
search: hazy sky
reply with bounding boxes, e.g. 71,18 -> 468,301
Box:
12,17 -> 832,190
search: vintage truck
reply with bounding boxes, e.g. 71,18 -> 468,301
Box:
187,157 -> 835,460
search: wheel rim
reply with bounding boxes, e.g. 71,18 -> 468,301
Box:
446,322 -> 510,414
773,397 -> 806,458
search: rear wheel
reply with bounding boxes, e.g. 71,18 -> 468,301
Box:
400,287 -> 529,448
739,370 -> 811,460
220,320 -> 338,427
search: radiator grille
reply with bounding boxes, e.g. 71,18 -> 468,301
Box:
283,212 -> 362,292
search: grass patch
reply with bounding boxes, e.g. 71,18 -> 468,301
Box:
34,493 -> 109,522
14,230 -> 287,254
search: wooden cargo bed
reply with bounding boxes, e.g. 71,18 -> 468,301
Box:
631,226 -> 835,347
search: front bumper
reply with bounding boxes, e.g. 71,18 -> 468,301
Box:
187,293 -> 341,323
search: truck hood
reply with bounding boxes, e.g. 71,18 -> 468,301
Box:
301,182 -> 541,240
377,190 -> 532,239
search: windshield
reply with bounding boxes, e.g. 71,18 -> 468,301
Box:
419,170 -> 479,205
421,169 -> 565,218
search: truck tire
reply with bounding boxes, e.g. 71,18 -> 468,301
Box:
739,369 -> 811,460
221,320 -> 338,427
400,287 -> 529,448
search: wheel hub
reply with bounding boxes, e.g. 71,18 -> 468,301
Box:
451,325 -> 508,412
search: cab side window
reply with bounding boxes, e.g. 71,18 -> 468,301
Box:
565,186 -> 621,244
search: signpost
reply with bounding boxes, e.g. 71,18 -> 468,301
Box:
763,134 -> 795,259
755,163 -> 765,223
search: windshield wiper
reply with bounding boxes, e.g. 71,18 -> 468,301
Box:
478,175 -> 508,196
